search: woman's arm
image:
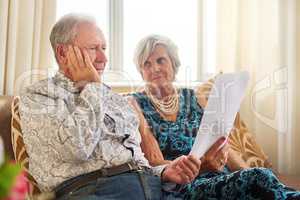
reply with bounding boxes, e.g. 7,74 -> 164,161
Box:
127,96 -> 171,166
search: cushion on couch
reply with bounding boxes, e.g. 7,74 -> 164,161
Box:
0,96 -> 14,159
11,96 -> 41,195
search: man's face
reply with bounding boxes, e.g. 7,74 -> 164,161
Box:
72,23 -> 107,74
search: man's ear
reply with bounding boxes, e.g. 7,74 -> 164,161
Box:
56,44 -> 68,65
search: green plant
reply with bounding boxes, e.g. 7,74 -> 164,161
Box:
0,157 -> 22,198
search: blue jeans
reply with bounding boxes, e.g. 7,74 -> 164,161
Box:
56,171 -> 162,200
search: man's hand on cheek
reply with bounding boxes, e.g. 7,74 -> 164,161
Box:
65,45 -> 100,86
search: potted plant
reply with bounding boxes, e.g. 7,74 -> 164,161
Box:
0,137 -> 27,200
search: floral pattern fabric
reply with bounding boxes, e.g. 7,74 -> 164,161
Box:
132,88 -> 300,200
19,72 -> 164,192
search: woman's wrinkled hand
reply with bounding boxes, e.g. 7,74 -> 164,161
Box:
162,155 -> 201,184
200,137 -> 229,173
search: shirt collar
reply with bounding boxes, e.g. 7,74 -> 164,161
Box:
53,71 -> 80,93
52,71 -> 111,93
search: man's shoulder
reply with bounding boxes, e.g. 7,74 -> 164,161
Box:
22,78 -> 54,95
19,77 -> 59,105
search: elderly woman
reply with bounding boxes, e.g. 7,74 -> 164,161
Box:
128,34 -> 300,199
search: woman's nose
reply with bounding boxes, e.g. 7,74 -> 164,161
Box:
152,63 -> 161,72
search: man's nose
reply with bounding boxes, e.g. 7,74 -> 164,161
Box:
96,49 -> 107,62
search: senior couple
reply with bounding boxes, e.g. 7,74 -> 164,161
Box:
19,13 -> 300,200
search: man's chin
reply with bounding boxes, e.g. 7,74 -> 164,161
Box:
96,70 -> 104,75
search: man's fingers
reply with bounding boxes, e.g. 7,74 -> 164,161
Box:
173,156 -> 193,182
171,156 -> 184,171
68,46 -> 79,71
178,159 -> 194,181
64,67 -> 73,80
177,162 -> 193,183
82,48 -> 94,68
187,155 -> 201,170
178,173 -> 190,184
184,155 -> 201,176
74,46 -> 85,68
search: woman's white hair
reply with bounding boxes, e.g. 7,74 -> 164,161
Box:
133,34 -> 181,76
49,13 -> 96,54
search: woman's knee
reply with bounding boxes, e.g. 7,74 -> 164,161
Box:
253,168 -> 274,177
243,167 -> 278,183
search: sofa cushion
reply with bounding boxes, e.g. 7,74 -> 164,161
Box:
228,113 -> 272,168
0,96 -> 14,159
11,96 -> 41,195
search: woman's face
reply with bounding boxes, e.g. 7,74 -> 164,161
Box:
140,45 -> 174,87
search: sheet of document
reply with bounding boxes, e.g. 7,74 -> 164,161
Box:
190,71 -> 250,158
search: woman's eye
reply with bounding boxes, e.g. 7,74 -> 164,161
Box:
144,62 -> 151,68
157,58 -> 165,64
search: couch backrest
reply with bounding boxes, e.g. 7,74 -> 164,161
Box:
0,96 -> 14,159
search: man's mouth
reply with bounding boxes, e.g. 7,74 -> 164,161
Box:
94,63 -> 105,71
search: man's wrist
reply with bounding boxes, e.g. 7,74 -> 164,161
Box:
161,165 -> 170,182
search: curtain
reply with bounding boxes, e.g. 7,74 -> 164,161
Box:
0,0 -> 56,95
216,0 -> 300,175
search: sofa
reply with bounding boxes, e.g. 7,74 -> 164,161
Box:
0,96 -> 14,159
0,94 -> 299,197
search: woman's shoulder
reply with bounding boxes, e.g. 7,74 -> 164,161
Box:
180,87 -> 194,93
179,87 -> 205,110
128,91 -> 155,112
179,88 -> 197,98
130,90 -> 146,98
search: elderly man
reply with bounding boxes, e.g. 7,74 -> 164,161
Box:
18,13 -> 205,200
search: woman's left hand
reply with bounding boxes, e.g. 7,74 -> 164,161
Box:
200,137 -> 229,172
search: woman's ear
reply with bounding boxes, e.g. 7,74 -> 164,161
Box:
172,72 -> 176,82
140,69 -> 144,79
56,44 -> 68,65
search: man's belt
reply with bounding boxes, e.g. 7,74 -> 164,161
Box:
54,161 -> 145,198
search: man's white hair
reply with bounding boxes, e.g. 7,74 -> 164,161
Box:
49,13 -> 96,54
133,34 -> 181,76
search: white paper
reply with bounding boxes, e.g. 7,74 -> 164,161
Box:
190,71 -> 250,158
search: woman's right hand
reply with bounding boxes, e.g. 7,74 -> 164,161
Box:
162,155 -> 201,184
200,137 -> 229,173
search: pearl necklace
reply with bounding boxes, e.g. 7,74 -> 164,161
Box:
145,87 -> 179,115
